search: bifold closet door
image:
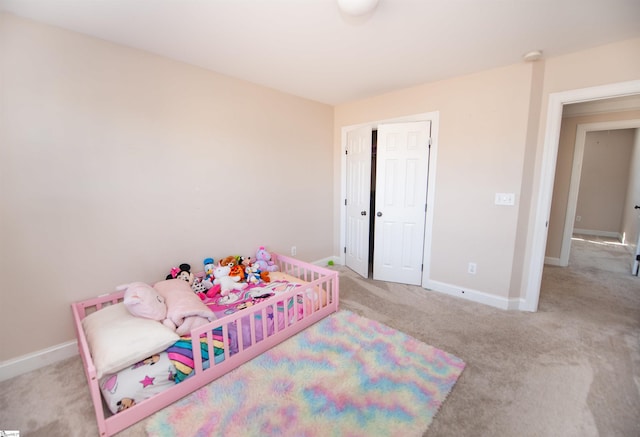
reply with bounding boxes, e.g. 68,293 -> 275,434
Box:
373,121 -> 430,285
345,126 -> 372,278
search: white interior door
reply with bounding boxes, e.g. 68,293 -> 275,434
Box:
373,121 -> 431,285
633,205 -> 640,275
345,126 -> 372,278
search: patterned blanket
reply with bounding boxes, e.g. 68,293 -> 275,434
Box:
166,328 -> 225,383
167,275 -> 309,383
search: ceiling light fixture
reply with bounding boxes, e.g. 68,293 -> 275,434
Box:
523,50 -> 543,62
337,0 -> 380,16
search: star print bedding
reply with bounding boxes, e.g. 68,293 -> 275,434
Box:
99,333 -> 227,414
98,272 -> 319,414
99,353 -> 176,414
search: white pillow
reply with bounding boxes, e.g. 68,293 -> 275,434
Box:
82,302 -> 180,378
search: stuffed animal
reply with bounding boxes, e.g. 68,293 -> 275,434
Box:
153,279 -> 215,336
230,264 -> 245,281
255,246 -> 279,272
166,263 -> 194,283
219,256 -> 245,281
167,263 -> 211,297
206,283 -> 222,299
213,263 -> 248,296
203,257 -> 215,282
245,263 -> 261,285
120,282 -> 168,322
219,255 -> 238,268
191,277 -> 213,297
240,256 -> 253,268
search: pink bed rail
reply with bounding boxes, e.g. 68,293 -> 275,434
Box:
71,254 -> 339,437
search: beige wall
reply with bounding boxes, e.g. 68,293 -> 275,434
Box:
539,38 -> 640,96
0,14 -> 334,361
510,60 -> 545,299
518,37 -> 640,294
2,13 -> 640,364
576,129 -> 634,234
335,37 -> 640,308
335,64 -> 534,299
546,110 -> 640,257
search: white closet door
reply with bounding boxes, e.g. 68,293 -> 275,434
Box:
633,212 -> 640,275
345,126 -> 372,278
373,121 -> 431,285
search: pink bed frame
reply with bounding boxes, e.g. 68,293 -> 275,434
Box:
71,254 -> 339,437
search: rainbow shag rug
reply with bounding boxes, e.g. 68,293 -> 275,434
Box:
146,310 -> 465,437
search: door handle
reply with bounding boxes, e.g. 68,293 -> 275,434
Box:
635,205 -> 640,209
361,211 -> 367,216
377,212 -> 383,217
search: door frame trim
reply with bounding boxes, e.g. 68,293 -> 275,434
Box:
524,79 -> 640,312
339,111 -> 439,287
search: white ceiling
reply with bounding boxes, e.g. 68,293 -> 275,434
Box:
2,0 -> 640,105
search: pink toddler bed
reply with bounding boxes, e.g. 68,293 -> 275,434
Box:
71,254 -> 339,437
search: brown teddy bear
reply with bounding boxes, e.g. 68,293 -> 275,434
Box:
219,256 -> 238,268
219,256 -> 245,281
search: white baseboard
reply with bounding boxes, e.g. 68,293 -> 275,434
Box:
423,279 -> 522,311
573,228 -> 622,241
544,256 -> 563,266
312,255 -> 342,268
0,340 -> 78,382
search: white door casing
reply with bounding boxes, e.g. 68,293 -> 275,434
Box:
373,121 -> 431,285
345,126 -> 372,278
525,80 -> 640,312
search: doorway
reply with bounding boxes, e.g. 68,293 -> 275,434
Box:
557,120 -> 640,268
342,113 -> 438,286
524,80 -> 640,312
346,122 -> 431,284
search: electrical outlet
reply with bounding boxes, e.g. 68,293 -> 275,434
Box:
468,262 -> 477,275
291,246 -> 297,256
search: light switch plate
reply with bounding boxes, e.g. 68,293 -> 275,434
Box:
495,193 -> 515,206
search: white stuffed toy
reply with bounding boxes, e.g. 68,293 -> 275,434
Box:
213,263 -> 248,296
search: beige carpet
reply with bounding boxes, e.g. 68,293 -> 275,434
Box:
1,236 -> 639,436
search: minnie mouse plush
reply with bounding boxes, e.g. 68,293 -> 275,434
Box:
167,263 -> 194,282
167,263 -> 212,297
